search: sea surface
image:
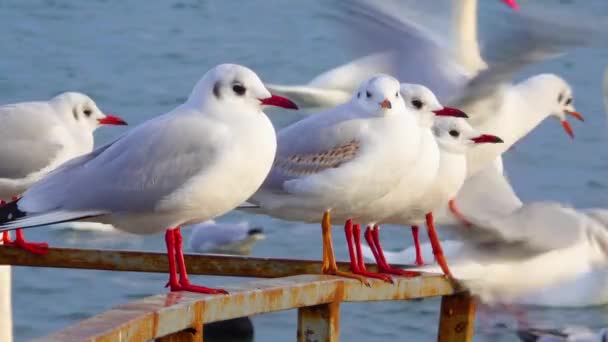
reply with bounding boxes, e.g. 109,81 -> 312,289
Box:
1,0 -> 608,341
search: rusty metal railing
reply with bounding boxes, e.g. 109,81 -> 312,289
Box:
0,246 -> 476,342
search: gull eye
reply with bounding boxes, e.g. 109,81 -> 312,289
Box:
83,109 -> 92,117
565,97 -> 572,105
232,84 -> 246,96
411,99 -> 423,109
395,92 -> 399,98
366,91 -> 372,98
449,130 -> 460,137
357,92 -> 361,99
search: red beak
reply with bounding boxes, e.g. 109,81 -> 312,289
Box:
566,111 -> 584,122
97,114 -> 127,126
502,0 -> 519,10
259,94 -> 299,110
471,134 -> 503,144
433,107 -> 468,118
562,120 -> 575,139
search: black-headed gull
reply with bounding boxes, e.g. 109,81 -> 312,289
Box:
356,114 -> 502,281
188,220 -> 264,255
0,64 -> 298,294
0,92 -> 126,254
267,0 -> 518,109
321,0 -> 596,226
250,75 -> 427,284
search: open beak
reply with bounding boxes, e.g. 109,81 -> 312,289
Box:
97,114 -> 128,126
561,111 -> 583,139
566,111 -> 584,122
259,94 -> 299,110
561,120 -> 575,139
379,98 -> 392,109
471,134 -> 504,144
433,107 -> 468,118
502,0 -> 519,10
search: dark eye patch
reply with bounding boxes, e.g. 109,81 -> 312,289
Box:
72,108 -> 79,120
558,93 -> 564,103
449,129 -> 460,137
366,91 -> 372,98
395,92 -> 399,98
213,81 -> 221,98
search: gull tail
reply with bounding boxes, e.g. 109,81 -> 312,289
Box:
266,84 -> 350,110
0,200 -> 103,232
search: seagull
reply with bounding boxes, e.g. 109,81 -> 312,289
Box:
358,114 -> 502,280
249,75 -> 425,284
188,220 -> 265,255
266,0 -> 518,110
321,0 -> 597,226
0,92 -> 127,254
518,326 -> 608,342
0,64 -> 298,294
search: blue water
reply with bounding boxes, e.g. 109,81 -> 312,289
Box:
1,0 -> 608,341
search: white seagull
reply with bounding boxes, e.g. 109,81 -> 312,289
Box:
249,75 -> 425,284
0,64 -> 298,294
188,220 -> 265,255
377,199 -> 608,307
267,0 -> 518,109
0,92 -> 127,254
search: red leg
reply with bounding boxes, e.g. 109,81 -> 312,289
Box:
165,228 -> 180,289
425,213 -> 453,277
0,198 -> 48,255
371,225 -> 419,277
411,226 -> 424,266
173,227 -> 228,294
345,222 -> 392,283
364,225 -> 382,264
343,220 -> 360,272
449,199 -> 472,228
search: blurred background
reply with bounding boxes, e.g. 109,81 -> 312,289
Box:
1,0 -> 608,340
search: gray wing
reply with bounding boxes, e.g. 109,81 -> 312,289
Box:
327,0 -> 467,102
463,202 -> 593,253
0,103 -> 63,178
451,8 -> 605,121
19,112 -> 222,214
261,103 -> 363,192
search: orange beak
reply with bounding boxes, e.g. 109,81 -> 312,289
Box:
379,98 -> 392,109
97,114 -> 127,126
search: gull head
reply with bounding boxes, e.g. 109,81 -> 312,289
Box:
52,92 -> 127,132
529,74 -> 583,139
399,83 -> 468,127
433,117 -> 503,154
188,64 -> 298,114
352,74 -> 405,116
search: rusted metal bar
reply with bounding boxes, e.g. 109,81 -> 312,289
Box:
37,274 -> 457,342
437,292 -> 476,342
0,245 -> 394,278
156,328 -> 199,342
297,302 -> 340,342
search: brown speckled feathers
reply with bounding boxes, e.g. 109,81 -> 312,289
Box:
274,140 -> 360,176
